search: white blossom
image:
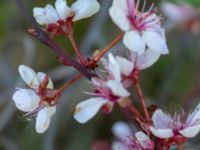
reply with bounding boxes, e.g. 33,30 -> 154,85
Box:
150,103 -> 200,139
13,65 -> 56,134
33,0 -> 100,26
109,0 -> 169,55
74,54 -> 130,124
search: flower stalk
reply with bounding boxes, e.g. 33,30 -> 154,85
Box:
57,74 -> 82,93
133,78 -> 150,121
68,34 -> 88,65
94,32 -> 124,62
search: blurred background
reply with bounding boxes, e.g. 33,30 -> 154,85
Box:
0,0 -> 200,149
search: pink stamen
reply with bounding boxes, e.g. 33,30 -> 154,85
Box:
127,0 -> 160,31
141,0 -> 146,13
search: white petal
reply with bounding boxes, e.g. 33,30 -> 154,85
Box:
123,31 -> 145,54
142,31 -> 169,54
73,97 -> 107,124
47,106 -> 56,117
108,53 -> 121,81
44,4 -> 60,24
111,0 -> 128,13
37,72 -> 54,89
18,65 -> 40,88
112,122 -> 132,140
72,0 -> 100,21
152,109 -> 172,129
150,127 -> 174,139
109,4 -> 130,31
13,89 -> 40,112
116,56 -> 134,76
106,80 -> 130,97
136,48 -> 160,70
91,77 -> 105,87
179,124 -> 200,138
33,8 -> 49,25
55,0 -> 72,20
112,141 -> 129,150
36,107 -> 55,134
187,103 -> 200,125
145,14 -> 158,24
135,131 -> 151,149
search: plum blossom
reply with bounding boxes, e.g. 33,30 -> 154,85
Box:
73,53 -> 130,124
108,49 -> 160,89
150,103 -> 200,139
112,122 -> 154,150
13,65 -> 58,134
115,49 -> 160,76
33,0 -> 100,34
109,0 -> 169,55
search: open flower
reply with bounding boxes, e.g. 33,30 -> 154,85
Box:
114,49 -> 160,76
109,49 -> 160,88
112,122 -> 154,150
13,65 -> 58,134
150,103 -> 200,139
73,53 -> 130,124
109,0 -> 169,55
33,0 -> 100,34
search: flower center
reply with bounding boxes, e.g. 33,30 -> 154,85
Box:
95,87 -> 120,103
47,17 -> 74,37
127,0 -> 160,32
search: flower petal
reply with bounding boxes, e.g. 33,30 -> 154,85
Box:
36,106 -> 55,134
152,109 -> 172,129
112,141 -> 128,150
123,31 -> 145,54
37,72 -> 54,89
135,131 -> 153,149
13,89 -> 40,112
106,80 -> 130,97
179,124 -> 200,138
72,0 -> 100,21
135,48 -> 160,70
142,30 -> 169,54
187,103 -> 200,125
33,8 -> 49,25
18,65 -> 40,88
73,97 -> 107,124
55,0 -> 72,20
116,56 -> 134,76
108,53 -> 121,81
44,4 -> 60,24
150,127 -> 174,139
112,122 -> 132,140
109,0 -> 130,31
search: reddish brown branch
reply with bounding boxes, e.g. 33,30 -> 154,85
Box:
133,80 -> 150,121
94,32 -> 124,62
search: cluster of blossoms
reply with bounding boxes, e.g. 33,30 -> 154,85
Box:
33,0 -> 100,36
14,0 -> 200,149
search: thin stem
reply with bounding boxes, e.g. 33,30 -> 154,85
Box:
94,32 -> 124,62
57,74 -> 82,93
68,34 -> 87,65
133,80 -> 150,120
127,103 -> 144,121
